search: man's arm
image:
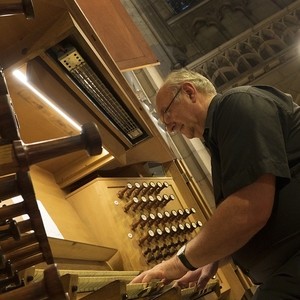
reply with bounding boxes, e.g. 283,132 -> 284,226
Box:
131,173 -> 275,283
186,173 -> 275,268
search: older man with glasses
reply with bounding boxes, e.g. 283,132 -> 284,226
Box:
131,68 -> 300,299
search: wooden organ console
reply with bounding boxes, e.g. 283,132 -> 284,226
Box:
0,0 -> 255,299
59,176 -> 231,300
0,3 -> 103,297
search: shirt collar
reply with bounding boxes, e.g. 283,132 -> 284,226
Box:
203,94 -> 222,142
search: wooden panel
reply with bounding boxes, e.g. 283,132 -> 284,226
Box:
71,0 -> 159,71
66,177 -> 206,271
0,6 -> 70,71
78,280 -> 126,300
0,0 -> 64,55
49,237 -> 117,262
30,165 -> 100,245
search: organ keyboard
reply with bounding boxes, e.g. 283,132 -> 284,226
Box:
31,268 -> 221,300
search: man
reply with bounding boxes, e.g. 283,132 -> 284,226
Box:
131,69 -> 300,299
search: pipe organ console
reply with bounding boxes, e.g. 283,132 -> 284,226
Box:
0,1 -> 255,299
0,3 -> 102,294
65,177 -> 233,299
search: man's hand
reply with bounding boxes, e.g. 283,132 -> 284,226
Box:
130,256 -> 190,284
173,261 -> 218,290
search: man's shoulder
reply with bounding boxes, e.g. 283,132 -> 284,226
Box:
222,85 -> 291,100
220,85 -> 294,112
216,86 -> 254,106
221,85 -> 268,98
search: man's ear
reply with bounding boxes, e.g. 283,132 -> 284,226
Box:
182,82 -> 196,102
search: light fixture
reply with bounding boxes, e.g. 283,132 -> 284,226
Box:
13,68 -> 110,157
13,69 -> 81,132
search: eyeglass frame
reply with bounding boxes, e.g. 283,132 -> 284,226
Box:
162,87 -> 181,125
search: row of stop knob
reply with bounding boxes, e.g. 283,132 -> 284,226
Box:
124,194 -> 175,212
143,238 -> 188,256
144,238 -> 188,264
138,221 -> 202,246
118,181 -> 169,198
131,208 -> 197,230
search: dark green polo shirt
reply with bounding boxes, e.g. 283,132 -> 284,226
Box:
203,85 -> 300,283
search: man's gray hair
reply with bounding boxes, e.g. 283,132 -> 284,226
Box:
163,69 -> 217,96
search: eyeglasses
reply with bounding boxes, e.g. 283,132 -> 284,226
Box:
163,87 -> 181,125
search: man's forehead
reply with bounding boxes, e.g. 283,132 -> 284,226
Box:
156,86 -> 171,103
156,87 -> 165,102
156,89 -> 169,113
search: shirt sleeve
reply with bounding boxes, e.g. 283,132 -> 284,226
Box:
213,88 -> 291,198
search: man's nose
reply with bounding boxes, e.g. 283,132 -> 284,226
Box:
165,121 -> 174,133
